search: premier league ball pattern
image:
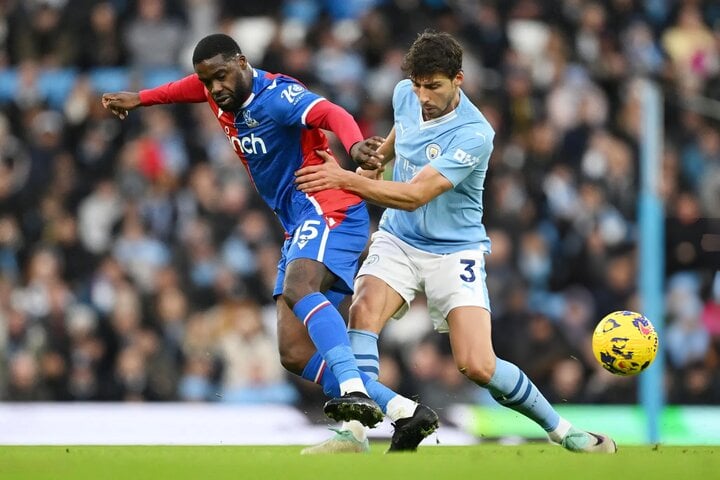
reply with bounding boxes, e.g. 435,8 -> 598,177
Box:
592,311 -> 659,376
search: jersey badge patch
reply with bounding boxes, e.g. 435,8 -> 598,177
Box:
243,110 -> 260,128
426,143 -> 441,160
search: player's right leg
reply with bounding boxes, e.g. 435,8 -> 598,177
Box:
275,287 -> 381,428
276,205 -> 383,427
321,263 -> 439,452
322,275 -> 416,421
275,297 -> 368,454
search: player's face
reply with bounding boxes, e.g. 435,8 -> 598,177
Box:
411,72 -> 463,120
195,53 -> 252,111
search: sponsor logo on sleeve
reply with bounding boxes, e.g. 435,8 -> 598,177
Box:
453,148 -> 480,165
280,84 -> 306,104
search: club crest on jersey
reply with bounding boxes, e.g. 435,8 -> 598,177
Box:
242,110 -> 259,128
364,254 -> 379,266
426,143 -> 441,160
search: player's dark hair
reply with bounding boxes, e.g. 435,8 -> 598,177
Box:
192,33 -> 242,65
402,30 -> 463,80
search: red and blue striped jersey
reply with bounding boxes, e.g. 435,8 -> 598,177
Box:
139,68 -> 364,235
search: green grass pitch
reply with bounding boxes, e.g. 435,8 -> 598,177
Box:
1,444 -> 717,480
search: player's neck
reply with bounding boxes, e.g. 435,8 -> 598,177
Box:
448,90 -> 461,113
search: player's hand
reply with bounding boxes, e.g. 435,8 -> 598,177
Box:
101,92 -> 142,120
350,136 -> 385,170
295,150 -> 352,193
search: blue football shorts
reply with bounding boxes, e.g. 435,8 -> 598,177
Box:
273,202 -> 369,298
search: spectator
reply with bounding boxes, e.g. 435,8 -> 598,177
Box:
214,298 -> 297,404
76,1 -> 126,69
124,0 -> 186,68
662,4 -> 718,93
11,1 -> 77,67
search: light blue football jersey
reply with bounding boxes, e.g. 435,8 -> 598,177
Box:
379,79 -> 494,254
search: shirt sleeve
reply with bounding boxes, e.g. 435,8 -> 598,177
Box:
139,74 -> 207,105
392,79 -> 412,112
264,79 -> 326,127
431,129 -> 494,187
304,100 -> 364,153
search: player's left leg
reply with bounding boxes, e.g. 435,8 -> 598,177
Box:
273,205 -> 380,427
446,306 -> 616,453
346,273 -> 438,452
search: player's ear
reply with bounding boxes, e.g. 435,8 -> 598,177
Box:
233,53 -> 247,68
454,70 -> 464,87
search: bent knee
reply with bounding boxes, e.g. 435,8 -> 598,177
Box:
348,299 -> 385,332
281,286 -> 304,309
278,342 -> 315,375
457,358 -> 496,386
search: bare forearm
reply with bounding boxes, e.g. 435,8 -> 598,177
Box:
294,144 -> 450,208
341,173 -> 424,211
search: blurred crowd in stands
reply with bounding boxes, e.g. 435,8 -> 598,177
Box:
1,0 -> 720,418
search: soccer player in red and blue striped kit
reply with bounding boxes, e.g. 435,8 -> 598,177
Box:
102,34 -> 436,449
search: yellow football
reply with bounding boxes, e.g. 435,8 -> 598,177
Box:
592,311 -> 659,376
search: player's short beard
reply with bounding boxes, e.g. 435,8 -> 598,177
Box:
232,76 -> 252,110
432,88 -> 459,119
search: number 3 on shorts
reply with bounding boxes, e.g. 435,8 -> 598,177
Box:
459,259 -> 476,282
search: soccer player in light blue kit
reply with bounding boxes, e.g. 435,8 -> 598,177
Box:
297,30 -> 617,453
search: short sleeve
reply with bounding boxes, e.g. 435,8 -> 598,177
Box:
392,79 -> 412,113
431,130 -> 494,186
264,79 -> 325,127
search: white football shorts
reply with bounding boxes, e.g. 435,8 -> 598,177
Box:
356,231 -> 491,332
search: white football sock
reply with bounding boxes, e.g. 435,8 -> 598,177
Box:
341,420 -> 367,442
385,396 -> 418,422
548,417 -> 572,443
339,378 -> 367,396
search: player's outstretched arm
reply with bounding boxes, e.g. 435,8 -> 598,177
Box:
101,92 -> 141,120
102,75 -> 208,120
